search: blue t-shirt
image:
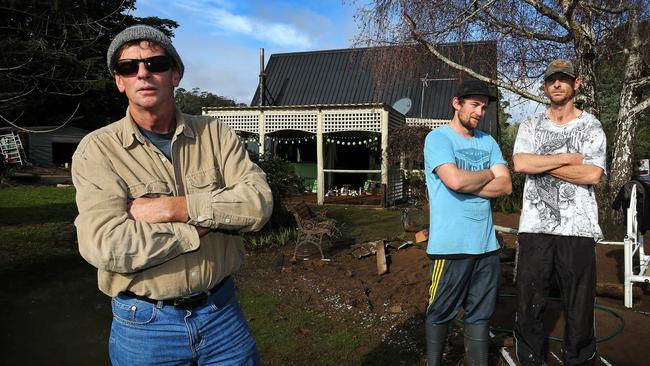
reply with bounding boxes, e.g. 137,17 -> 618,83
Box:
424,125 -> 506,255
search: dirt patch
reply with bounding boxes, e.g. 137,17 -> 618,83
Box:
247,211 -> 650,365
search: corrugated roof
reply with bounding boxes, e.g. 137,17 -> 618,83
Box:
251,43 -> 498,125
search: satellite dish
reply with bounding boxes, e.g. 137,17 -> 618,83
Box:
392,97 -> 413,115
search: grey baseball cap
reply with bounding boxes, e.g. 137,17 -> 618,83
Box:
107,25 -> 184,77
544,59 -> 575,80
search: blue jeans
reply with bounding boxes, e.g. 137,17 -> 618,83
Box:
109,278 -> 260,365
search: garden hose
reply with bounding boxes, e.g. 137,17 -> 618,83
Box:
454,293 -> 625,343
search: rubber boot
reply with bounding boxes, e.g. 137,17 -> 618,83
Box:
425,323 -> 449,366
464,322 -> 490,366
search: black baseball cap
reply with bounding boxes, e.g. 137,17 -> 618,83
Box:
454,79 -> 497,102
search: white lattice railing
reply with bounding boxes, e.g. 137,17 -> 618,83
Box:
265,111 -> 318,133
406,118 -> 450,130
323,110 -> 382,133
205,107 -> 386,134
208,112 -> 260,134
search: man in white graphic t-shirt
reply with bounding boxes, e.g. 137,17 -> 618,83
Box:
512,59 -> 606,366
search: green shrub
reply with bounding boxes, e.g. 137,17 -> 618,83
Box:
247,156 -> 304,249
256,156 -> 305,198
244,227 -> 297,250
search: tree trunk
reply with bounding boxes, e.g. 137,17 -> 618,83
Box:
602,8 -> 644,233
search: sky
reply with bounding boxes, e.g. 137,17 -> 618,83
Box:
131,0 -> 541,122
132,0 -> 359,105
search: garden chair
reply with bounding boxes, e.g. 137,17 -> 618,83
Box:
289,201 -> 340,261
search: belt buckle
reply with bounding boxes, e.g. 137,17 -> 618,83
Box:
172,293 -> 208,310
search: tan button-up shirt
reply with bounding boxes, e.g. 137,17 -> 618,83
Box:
72,107 -> 273,299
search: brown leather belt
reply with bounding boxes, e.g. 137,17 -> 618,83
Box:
122,276 -> 231,310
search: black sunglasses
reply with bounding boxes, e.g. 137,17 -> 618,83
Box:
114,55 -> 173,75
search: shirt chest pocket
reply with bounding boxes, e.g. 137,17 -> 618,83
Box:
186,167 -> 225,194
127,180 -> 172,199
462,200 -> 490,222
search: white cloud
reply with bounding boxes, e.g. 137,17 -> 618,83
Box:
174,33 -> 260,103
133,0 -> 358,103
174,0 -> 314,48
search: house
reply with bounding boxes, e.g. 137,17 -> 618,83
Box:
204,42 -> 498,205
251,42 -> 498,134
25,126 -> 89,166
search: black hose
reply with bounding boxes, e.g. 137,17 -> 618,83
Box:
455,293 -> 625,343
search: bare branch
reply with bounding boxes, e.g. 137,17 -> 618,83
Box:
0,87 -> 35,102
402,12 -> 549,105
0,103 -> 80,133
480,8 -> 572,43
627,75 -> 650,90
582,0 -> 631,14
0,57 -> 34,71
626,94 -> 650,119
521,0 -> 569,29
47,89 -> 89,97
438,0 -> 498,35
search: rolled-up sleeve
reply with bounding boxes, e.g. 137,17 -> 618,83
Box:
186,123 -> 273,232
72,138 -> 200,274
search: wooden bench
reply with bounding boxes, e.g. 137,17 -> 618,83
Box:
290,201 -> 339,261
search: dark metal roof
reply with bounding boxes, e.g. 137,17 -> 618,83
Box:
250,42 -> 499,136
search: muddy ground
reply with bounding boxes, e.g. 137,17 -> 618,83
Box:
243,211 -> 650,365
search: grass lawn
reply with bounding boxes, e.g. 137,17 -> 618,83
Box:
0,186 -> 79,275
325,205 -> 412,242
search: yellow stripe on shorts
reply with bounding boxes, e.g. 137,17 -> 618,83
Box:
428,259 -> 445,305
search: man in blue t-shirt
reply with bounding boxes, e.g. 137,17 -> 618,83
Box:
423,79 -> 512,366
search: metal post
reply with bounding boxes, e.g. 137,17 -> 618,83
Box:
380,108 -> 389,206
258,110 -> 265,159
380,108 -> 389,186
316,109 -> 324,205
624,185 -> 637,308
258,48 -> 265,107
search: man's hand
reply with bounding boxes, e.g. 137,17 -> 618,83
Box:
475,164 -> 512,198
127,196 -> 189,223
435,163 -> 494,193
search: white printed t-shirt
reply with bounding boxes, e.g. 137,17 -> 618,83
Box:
513,111 -> 606,239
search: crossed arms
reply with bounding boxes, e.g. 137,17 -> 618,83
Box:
435,163 -> 512,198
72,123 -> 272,274
127,196 -> 210,236
512,152 -> 603,185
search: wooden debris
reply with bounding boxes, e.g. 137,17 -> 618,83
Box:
387,240 -> 413,250
596,282 -> 642,300
350,241 -> 379,259
415,229 -> 429,243
388,305 -> 402,313
376,240 -> 388,275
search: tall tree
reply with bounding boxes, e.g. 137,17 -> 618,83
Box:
0,0 -> 179,131
175,87 -> 241,115
355,0 -> 650,228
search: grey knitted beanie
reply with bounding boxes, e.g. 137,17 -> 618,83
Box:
107,25 -> 184,77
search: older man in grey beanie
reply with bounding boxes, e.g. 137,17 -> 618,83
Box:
71,25 -> 273,365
